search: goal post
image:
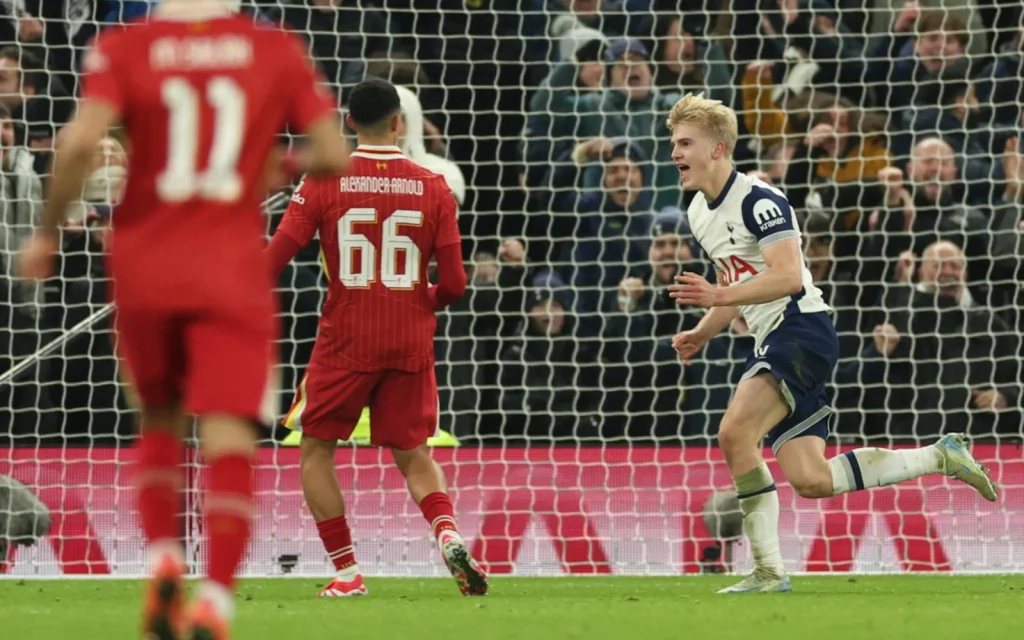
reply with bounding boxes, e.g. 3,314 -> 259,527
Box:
1,1 -> 1022,577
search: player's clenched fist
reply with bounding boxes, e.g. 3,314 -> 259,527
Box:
668,271 -> 722,308
17,232 -> 58,281
672,329 -> 707,364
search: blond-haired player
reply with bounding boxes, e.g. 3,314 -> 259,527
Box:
664,92 -> 997,593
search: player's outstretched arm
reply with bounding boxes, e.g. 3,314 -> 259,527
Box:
18,100 -> 119,280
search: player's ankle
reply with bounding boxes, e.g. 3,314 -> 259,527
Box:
198,580 -> 236,622
336,564 -> 361,581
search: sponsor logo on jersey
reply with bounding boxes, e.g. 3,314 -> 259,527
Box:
752,198 -> 786,232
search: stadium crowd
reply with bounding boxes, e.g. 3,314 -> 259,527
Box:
0,0 -> 1021,447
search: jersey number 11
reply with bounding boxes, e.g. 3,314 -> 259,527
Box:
157,76 -> 245,204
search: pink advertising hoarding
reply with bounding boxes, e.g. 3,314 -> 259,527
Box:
2,446 -> 1022,576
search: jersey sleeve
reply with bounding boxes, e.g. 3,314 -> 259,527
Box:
280,32 -> 337,133
79,33 -> 125,115
740,187 -> 800,249
275,177 -> 323,246
433,184 -> 463,252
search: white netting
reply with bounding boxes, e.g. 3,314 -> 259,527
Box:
1,0 -> 1022,577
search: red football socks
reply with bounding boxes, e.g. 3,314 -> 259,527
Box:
204,454 -> 254,590
135,430 -> 184,545
419,492 -> 459,539
316,516 -> 357,571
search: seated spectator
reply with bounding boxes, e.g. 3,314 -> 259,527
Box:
524,38 -> 683,208
868,241 -> 1022,438
977,24 -> 1024,127
861,139 -> 988,295
864,7 -> 969,114
903,59 -> 1011,203
543,138 -> 654,342
647,11 -> 732,104
803,212 -> 869,357
600,210 -> 704,439
0,46 -> 73,175
0,100 -> 41,318
261,0 -> 408,100
498,270 -> 600,441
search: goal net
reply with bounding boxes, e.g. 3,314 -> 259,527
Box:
1,0 -> 1022,577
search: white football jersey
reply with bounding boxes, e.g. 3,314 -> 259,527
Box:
686,170 -> 830,346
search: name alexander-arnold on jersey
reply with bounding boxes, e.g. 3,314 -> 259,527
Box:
340,176 -> 425,196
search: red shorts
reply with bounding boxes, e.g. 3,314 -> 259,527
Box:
283,360 -> 438,450
114,306 -> 277,423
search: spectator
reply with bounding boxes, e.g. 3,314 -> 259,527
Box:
542,137 -> 654,344
498,270 -> 600,441
0,97 -> 47,438
260,0 -> 406,101
871,241 -> 1022,438
394,84 -> 466,205
861,139 -> 988,294
0,46 -> 73,175
647,11 -> 732,105
600,210 -> 704,438
865,6 -> 969,114
977,24 -> 1024,127
802,212 -> 869,356
525,38 -> 683,209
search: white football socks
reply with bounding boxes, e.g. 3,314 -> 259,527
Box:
336,564 -> 361,581
734,462 -> 785,575
828,445 -> 943,495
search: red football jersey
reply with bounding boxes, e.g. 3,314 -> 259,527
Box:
79,16 -> 334,310
276,145 -> 463,372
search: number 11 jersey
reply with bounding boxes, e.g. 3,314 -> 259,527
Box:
276,145 -> 462,373
80,15 -> 334,311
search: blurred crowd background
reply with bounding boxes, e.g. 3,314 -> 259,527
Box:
0,0 -> 1021,448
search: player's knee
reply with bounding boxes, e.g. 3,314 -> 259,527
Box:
788,473 -> 833,499
716,421 -> 756,458
391,444 -> 433,477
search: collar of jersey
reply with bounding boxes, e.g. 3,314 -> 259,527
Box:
707,168 -> 738,211
355,145 -> 404,154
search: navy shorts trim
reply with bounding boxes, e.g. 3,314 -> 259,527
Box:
741,312 -> 840,453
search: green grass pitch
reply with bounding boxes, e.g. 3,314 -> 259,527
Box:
2,576 -> 1023,639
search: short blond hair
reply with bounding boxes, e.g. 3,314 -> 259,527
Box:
666,92 -> 738,158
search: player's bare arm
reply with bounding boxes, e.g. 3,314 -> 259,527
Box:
670,237 -> 803,308
670,270 -> 738,363
18,100 -> 120,280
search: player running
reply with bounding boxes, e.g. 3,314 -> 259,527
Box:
265,77 -> 487,598
664,93 -> 998,594
18,1 -> 350,638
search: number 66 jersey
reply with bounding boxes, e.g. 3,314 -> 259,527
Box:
272,145 -> 463,373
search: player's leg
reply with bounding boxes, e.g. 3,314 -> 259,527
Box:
287,364 -> 375,597
715,371 -> 792,592
376,369 -> 487,596
777,431 -> 997,501
114,312 -> 189,640
181,314 -> 274,636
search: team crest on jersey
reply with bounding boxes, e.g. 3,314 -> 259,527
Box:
377,162 -> 387,171
726,223 -> 736,245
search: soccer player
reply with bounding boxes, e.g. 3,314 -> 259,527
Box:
265,78 -> 487,598
664,93 -> 998,593
18,1 -> 350,638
